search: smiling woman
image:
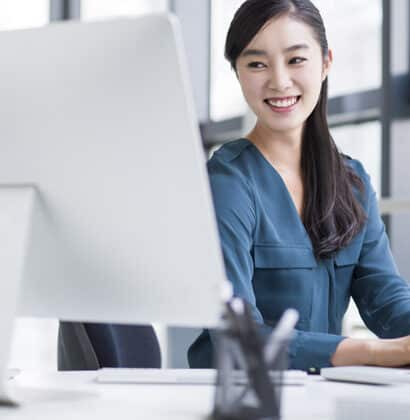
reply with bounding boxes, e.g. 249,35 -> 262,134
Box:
235,20 -> 328,143
224,0 -> 365,259
188,0 -> 410,371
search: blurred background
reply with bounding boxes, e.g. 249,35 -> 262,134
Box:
3,0 -> 410,369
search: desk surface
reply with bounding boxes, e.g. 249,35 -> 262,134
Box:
2,370 -> 410,420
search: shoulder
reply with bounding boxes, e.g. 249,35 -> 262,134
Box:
343,155 -> 372,191
343,155 -> 369,180
207,139 -> 255,210
207,139 -> 254,192
208,138 -> 253,170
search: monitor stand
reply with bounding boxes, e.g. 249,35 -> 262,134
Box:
0,186 -> 37,406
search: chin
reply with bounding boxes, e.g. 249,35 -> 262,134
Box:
261,119 -> 305,134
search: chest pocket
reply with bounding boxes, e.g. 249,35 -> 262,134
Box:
334,239 -> 361,281
334,241 -> 360,267
253,244 -> 317,326
333,238 -> 361,317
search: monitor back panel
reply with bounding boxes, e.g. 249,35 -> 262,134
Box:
0,15 -> 225,327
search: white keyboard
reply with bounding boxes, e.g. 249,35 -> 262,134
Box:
321,366 -> 410,385
96,368 -> 306,385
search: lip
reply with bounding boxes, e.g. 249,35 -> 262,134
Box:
265,95 -> 300,101
264,95 -> 301,114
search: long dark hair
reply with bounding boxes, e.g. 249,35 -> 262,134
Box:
225,0 -> 367,258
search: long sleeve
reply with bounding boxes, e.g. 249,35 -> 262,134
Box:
351,173 -> 410,338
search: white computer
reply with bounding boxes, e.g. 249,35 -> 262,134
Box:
0,14 -> 227,404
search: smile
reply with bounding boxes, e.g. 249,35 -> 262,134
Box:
264,96 -> 301,112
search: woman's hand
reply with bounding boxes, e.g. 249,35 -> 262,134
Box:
367,336 -> 410,367
331,336 -> 410,367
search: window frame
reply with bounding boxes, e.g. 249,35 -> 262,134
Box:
52,0 -> 410,208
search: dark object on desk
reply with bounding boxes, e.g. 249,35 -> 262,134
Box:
307,367 -> 320,375
58,322 -> 161,370
211,299 -> 289,420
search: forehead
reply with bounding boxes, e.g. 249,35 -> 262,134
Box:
245,15 -> 320,53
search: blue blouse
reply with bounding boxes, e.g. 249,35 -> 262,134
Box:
188,138 -> 410,371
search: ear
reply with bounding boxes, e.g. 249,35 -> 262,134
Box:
322,49 -> 333,82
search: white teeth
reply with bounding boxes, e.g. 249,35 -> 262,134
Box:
267,96 -> 298,108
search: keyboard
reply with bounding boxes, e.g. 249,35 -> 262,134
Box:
96,368 -> 307,385
321,366 -> 410,385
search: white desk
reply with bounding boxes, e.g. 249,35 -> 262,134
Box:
1,370 -> 410,420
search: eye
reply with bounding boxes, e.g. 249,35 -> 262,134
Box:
289,57 -> 307,65
247,61 -> 266,69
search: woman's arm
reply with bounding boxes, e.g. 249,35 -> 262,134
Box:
333,161 -> 410,367
350,162 -> 410,338
332,336 -> 410,367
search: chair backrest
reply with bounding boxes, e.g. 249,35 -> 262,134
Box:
58,322 -> 161,370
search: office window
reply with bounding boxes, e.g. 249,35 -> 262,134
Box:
210,0 -> 247,122
81,0 -> 169,20
331,121 -> 382,197
313,0 -> 382,97
0,0 -> 49,31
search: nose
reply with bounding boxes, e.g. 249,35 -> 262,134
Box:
267,64 -> 292,92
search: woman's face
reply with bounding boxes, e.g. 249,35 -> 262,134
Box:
236,15 -> 331,137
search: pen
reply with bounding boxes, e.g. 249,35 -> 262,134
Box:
264,309 -> 299,367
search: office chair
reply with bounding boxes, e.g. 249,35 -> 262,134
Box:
58,322 -> 161,370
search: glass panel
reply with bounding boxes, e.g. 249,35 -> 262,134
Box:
81,0 -> 169,20
331,121 -> 382,197
210,0 -> 247,122
313,0 -> 382,97
0,0 -> 49,31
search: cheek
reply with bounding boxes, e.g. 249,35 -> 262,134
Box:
301,63 -> 325,94
238,74 -> 265,101
298,72 -> 323,104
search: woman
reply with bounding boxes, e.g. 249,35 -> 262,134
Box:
188,0 -> 410,371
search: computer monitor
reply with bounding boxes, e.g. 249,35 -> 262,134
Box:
0,14 -> 227,403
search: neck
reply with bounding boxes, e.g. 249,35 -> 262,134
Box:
246,122 -> 303,174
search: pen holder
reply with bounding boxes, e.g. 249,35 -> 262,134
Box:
209,299 -> 290,420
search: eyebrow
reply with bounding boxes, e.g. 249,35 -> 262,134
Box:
240,43 -> 310,58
